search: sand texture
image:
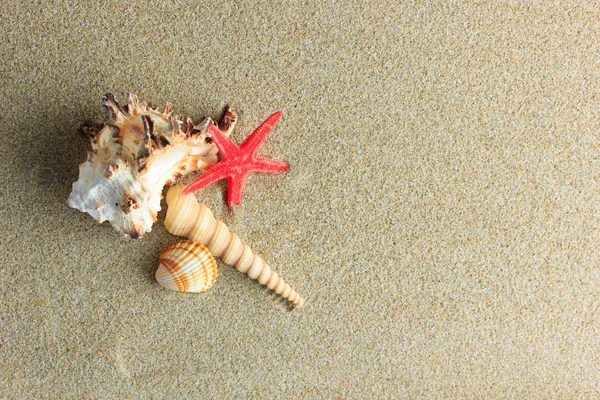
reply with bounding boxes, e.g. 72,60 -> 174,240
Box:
1,1 -> 600,398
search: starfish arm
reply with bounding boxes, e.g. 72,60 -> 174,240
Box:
251,155 -> 289,173
240,111 -> 282,154
227,174 -> 247,206
208,124 -> 240,157
182,161 -> 233,195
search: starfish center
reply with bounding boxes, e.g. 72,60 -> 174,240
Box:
183,111 -> 289,206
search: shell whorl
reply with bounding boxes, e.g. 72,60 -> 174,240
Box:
165,184 -> 304,307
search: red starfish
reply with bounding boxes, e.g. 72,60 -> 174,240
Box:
183,111 -> 289,206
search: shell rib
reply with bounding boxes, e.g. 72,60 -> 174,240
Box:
156,240 -> 218,292
67,92 -> 238,238
165,184 -> 304,307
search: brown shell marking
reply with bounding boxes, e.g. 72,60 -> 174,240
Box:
68,92 -> 239,238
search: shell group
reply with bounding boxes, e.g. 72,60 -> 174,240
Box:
156,240 -> 218,292
165,184 -> 304,307
67,92 -> 238,238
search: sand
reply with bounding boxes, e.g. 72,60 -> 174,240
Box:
1,1 -> 600,398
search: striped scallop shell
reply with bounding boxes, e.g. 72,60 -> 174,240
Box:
156,240 -> 218,292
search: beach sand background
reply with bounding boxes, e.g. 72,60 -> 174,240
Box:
2,1 -> 600,398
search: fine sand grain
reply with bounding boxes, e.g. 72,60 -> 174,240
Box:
1,1 -> 600,398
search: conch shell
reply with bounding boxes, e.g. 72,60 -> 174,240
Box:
165,184 -> 304,307
67,93 -> 237,238
156,240 -> 218,292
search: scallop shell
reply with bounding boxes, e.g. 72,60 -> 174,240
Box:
156,240 -> 218,292
165,184 -> 304,307
67,93 -> 238,238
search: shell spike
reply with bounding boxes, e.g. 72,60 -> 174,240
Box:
126,92 -> 141,115
219,106 -> 239,135
101,92 -> 125,121
68,93 -> 239,238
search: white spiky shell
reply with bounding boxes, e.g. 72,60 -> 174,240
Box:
156,240 -> 218,292
165,184 -> 304,307
67,93 -> 238,238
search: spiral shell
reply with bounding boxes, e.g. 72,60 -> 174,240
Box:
165,184 -> 304,307
156,240 -> 218,292
68,92 -> 238,238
